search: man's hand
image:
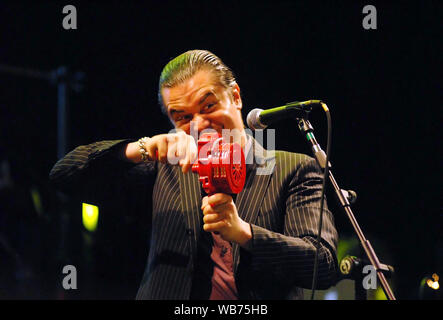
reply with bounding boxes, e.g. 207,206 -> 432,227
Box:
201,193 -> 252,248
125,131 -> 197,173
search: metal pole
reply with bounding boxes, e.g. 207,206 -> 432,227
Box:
56,67 -> 69,159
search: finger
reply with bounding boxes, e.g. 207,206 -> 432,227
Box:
181,156 -> 190,173
157,135 -> 169,162
182,135 -> 197,165
201,196 -> 208,209
176,133 -> 187,161
208,193 -> 232,208
208,201 -> 232,215
188,136 -> 198,164
167,139 -> 179,165
203,220 -> 227,232
202,203 -> 215,216
179,134 -> 192,172
203,213 -> 223,224
181,140 -> 195,173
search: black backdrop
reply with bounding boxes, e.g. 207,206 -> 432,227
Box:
0,1 -> 441,300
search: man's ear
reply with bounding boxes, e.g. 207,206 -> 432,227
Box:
231,83 -> 242,109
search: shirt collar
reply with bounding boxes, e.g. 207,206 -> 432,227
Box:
243,133 -> 252,158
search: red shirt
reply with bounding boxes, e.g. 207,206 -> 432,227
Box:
208,136 -> 251,300
209,232 -> 238,299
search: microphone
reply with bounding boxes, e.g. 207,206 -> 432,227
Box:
246,100 -> 323,130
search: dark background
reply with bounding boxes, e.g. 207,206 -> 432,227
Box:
0,1 -> 441,300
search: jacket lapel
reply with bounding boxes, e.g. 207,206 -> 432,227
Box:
178,168 -> 202,263
232,138 -> 276,274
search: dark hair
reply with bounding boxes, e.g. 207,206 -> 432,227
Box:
158,50 -> 236,114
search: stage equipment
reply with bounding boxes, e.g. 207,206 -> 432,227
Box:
247,100 -> 396,300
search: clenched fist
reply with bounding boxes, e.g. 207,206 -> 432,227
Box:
201,193 -> 252,248
125,130 -> 197,173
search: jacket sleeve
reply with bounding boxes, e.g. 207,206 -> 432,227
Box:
49,139 -> 157,198
244,157 -> 339,290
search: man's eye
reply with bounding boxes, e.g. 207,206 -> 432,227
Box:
176,115 -> 192,122
203,103 -> 215,112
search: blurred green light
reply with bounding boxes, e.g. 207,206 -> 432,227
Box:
336,237 -> 359,263
374,286 -> 387,300
30,187 -> 43,215
82,203 -> 99,232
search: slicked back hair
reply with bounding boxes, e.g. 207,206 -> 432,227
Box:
158,50 -> 237,114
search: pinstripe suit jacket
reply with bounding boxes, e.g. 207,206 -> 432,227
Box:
49,136 -> 338,300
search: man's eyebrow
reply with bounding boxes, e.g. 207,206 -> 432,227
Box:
198,91 -> 215,104
168,91 -> 215,116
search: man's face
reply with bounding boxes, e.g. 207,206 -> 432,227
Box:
161,69 -> 244,136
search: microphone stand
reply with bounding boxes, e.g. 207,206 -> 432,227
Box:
297,116 -> 396,300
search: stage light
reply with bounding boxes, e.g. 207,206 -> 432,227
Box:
426,274 -> 440,290
324,290 -> 338,300
82,203 -> 99,232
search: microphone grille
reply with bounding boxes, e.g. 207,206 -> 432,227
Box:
247,108 -> 266,130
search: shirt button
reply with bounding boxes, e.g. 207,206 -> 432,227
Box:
186,229 -> 194,236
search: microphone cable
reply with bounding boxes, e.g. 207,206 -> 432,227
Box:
310,102 -> 332,300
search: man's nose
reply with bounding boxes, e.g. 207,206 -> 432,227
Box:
192,114 -> 210,131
